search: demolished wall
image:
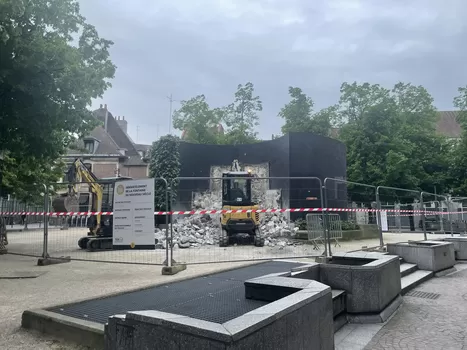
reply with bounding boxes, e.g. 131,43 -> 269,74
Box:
157,162 -> 298,249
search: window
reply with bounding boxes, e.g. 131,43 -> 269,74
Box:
84,140 -> 94,153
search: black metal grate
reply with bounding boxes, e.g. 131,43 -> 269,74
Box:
49,261 -> 303,324
405,290 -> 441,300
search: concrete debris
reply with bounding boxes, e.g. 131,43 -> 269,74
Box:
155,212 -> 301,249
154,190 -> 302,249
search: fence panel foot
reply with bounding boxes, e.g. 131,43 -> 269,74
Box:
37,256 -> 71,266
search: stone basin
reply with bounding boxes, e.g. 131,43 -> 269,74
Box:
436,237 -> 467,260
289,252 -> 401,318
387,240 -> 455,272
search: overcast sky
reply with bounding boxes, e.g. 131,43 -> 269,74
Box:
78,0 -> 467,145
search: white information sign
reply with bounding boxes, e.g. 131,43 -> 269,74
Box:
380,210 -> 389,232
112,179 -> 155,249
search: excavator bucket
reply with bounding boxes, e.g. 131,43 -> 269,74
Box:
52,194 -> 79,212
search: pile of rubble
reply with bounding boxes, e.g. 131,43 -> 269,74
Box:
154,212 -> 301,249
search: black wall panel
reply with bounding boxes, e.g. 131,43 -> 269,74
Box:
177,133 -> 346,213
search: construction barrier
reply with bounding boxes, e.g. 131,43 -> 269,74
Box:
2,177 -> 467,266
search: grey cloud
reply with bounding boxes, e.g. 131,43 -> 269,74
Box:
78,0 -> 467,144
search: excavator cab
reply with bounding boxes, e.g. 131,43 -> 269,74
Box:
219,160 -> 264,247
222,173 -> 253,206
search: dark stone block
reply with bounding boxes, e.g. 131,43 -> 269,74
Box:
261,317 -> 287,350
300,299 -> 322,349
350,269 -> 380,313
319,265 -> 352,291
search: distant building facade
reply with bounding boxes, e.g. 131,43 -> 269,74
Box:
62,104 -> 150,179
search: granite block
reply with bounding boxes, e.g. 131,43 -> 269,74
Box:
442,237 -> 467,260
318,293 -> 334,340
319,265 -> 352,291
178,332 -> 227,350
285,309 -> 303,349
260,316 -> 287,350
223,313 -> 275,341
127,311 -> 231,343
378,259 -> 401,310
387,242 -> 455,272
132,323 -> 180,349
300,300 -> 322,349
290,264 -> 321,281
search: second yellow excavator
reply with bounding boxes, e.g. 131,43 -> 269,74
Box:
52,158 -> 131,251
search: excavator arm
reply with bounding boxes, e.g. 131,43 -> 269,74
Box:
56,158 -> 104,234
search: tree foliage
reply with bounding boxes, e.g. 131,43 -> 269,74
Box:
449,86 -> 467,195
148,135 -> 181,211
278,87 -> 337,137
223,82 -> 262,144
172,95 -> 224,144
337,82 -> 449,196
0,0 -> 115,202
172,82 -> 262,145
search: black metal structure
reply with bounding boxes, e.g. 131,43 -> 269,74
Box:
177,132 -> 347,219
48,261 -> 302,324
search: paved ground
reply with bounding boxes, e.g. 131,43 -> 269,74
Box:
0,254 -> 289,350
365,265 -> 467,350
336,264 -> 467,350
2,232 -> 465,349
5,225 -> 449,265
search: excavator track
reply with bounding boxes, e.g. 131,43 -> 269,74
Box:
78,236 -> 114,251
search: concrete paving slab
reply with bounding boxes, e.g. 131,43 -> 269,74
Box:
0,271 -> 47,279
365,268 -> 467,349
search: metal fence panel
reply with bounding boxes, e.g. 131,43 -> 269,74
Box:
5,178 -> 169,265
327,214 -> 343,247
1,196 -> 47,257
305,214 -> 325,250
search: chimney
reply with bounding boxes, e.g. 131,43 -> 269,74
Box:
116,115 -> 128,134
100,104 -> 103,108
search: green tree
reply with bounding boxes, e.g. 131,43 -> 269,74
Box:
172,95 -> 224,144
223,82 -> 262,144
278,86 -> 337,137
338,82 -> 449,195
337,82 -> 390,124
279,87 -> 314,133
148,135 -> 181,211
449,86 -> 467,195
0,0 -> 116,202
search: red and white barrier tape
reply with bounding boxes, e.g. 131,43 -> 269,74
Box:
1,208 -> 466,216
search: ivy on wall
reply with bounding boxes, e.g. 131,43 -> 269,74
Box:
148,135 -> 181,211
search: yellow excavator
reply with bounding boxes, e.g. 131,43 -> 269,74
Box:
219,160 -> 264,247
52,158 -> 131,251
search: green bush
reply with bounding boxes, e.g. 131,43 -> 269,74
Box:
341,220 -> 360,231
148,135 -> 181,211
